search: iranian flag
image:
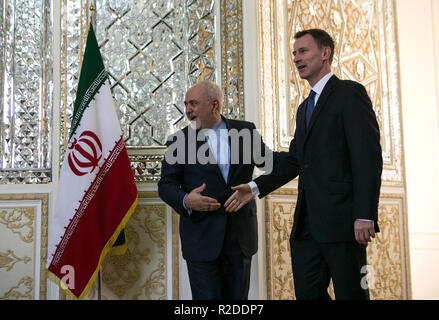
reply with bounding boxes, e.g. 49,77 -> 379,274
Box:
47,24 -> 138,299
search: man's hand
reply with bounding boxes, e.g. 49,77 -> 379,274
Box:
224,184 -> 254,212
184,183 -> 221,211
354,220 -> 375,246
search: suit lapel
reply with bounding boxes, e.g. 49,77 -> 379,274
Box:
305,75 -> 338,140
223,116 -> 236,185
298,100 -> 307,132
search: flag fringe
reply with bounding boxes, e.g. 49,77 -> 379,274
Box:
46,269 -> 78,300
108,232 -> 128,256
46,195 -> 138,300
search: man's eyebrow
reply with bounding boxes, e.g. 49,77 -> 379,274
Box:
293,46 -> 306,54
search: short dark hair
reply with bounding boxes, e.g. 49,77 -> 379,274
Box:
294,29 -> 335,64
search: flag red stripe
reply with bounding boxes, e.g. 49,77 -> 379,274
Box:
48,146 -> 137,298
52,138 -> 125,265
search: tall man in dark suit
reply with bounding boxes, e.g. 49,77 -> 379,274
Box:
225,29 -> 383,300
158,80 -> 272,299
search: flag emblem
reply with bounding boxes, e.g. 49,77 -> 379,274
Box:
68,130 -> 103,176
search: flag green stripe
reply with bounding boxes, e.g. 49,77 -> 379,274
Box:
70,24 -> 108,140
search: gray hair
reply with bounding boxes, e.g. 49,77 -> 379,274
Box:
200,80 -> 224,110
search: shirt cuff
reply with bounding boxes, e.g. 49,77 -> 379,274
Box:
183,194 -> 192,215
356,219 -> 372,222
248,181 -> 260,198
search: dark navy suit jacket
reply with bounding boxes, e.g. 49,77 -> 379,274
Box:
255,75 -> 383,243
158,116 -> 271,261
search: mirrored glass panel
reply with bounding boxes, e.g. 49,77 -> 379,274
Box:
0,0 -> 52,184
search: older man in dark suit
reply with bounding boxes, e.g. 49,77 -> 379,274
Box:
158,80 -> 271,300
225,29 -> 383,300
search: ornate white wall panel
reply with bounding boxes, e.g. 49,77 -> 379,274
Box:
73,192 -> 180,300
100,199 -> 168,299
264,191 -> 410,299
0,194 -> 48,300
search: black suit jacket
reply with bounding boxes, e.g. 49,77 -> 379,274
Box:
256,75 -> 383,243
158,116 -> 271,261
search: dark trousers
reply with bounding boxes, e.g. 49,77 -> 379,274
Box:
186,217 -> 252,300
290,212 -> 369,300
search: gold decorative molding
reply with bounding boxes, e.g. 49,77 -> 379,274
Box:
100,196 -> 167,299
0,193 -> 48,300
269,188 -> 298,196
0,276 -> 33,300
130,153 -> 164,183
258,0 -> 278,150
368,202 -> 403,299
0,207 -> 34,243
264,191 -> 410,300
172,211 -> 179,300
264,196 -> 296,299
220,0 -> 245,120
0,250 -> 31,272
138,191 -> 159,199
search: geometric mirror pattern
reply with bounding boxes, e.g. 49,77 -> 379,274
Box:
60,0 -> 245,182
0,0 -> 52,184
60,0 -> 218,152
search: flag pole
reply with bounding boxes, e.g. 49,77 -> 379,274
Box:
97,267 -> 102,300
89,3 -> 101,301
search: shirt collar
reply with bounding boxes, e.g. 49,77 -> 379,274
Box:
210,117 -> 225,131
311,72 -> 333,96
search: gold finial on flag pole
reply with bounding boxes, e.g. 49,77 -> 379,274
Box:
89,4 -> 96,31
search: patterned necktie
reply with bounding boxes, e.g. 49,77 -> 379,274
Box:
305,90 -> 316,127
216,130 -> 229,182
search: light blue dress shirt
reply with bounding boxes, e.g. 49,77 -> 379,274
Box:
183,118 -> 230,214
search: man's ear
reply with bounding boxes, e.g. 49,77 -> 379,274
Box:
322,46 -> 331,62
211,99 -> 220,113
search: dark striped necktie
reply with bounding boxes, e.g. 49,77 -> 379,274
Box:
305,90 -> 316,127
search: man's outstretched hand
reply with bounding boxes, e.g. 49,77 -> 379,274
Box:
184,183 -> 221,212
224,184 -> 254,212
